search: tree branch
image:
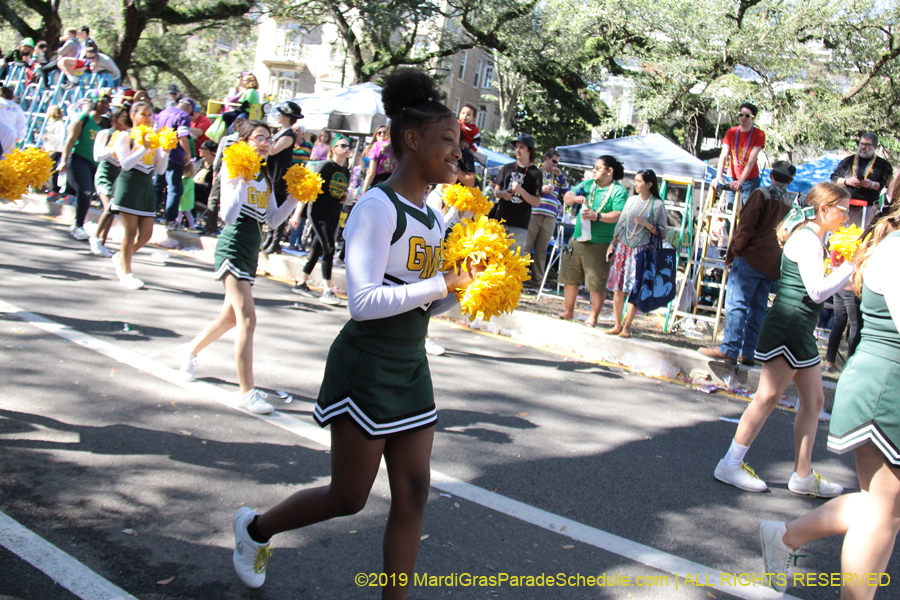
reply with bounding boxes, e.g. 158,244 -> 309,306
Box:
0,0 -> 41,39
159,0 -> 254,25
842,42 -> 900,103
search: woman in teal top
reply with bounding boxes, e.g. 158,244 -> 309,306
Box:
759,189 -> 900,596
713,183 -> 853,499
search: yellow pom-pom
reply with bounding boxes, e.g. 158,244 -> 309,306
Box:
457,250 -> 532,322
3,147 -> 54,189
284,163 -> 324,203
157,127 -> 178,151
830,224 -> 863,261
223,141 -> 262,180
130,124 -> 159,150
442,183 -> 492,217
441,215 -> 532,321
0,163 -> 28,202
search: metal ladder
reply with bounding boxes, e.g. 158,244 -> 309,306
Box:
658,175 -> 696,329
666,185 -> 743,341
2,67 -> 115,148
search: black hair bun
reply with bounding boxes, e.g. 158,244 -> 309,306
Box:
382,68 -> 442,117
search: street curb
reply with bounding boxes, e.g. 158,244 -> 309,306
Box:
10,192 -> 833,408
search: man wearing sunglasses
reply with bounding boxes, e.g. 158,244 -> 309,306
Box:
524,149 -> 569,286
712,102 -> 765,209
831,132 -> 893,227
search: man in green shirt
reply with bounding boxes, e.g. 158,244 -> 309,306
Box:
557,155 -> 628,326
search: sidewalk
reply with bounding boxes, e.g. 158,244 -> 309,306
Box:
9,192 -> 836,409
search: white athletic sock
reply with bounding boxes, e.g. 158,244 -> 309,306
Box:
723,440 -> 750,468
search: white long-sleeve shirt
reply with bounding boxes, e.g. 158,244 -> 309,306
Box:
862,235 -> 900,332
0,98 -> 26,141
343,187 -> 455,322
783,227 -> 853,304
114,131 -> 168,175
220,173 -> 297,229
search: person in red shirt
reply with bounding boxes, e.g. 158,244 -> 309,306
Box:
189,102 -> 212,157
712,102 -> 765,209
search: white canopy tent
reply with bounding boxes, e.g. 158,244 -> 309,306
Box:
557,134 -> 716,183
287,82 -> 387,134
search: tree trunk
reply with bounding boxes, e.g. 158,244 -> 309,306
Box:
114,1 -> 152,80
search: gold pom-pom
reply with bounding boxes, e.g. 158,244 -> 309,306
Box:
457,250 -> 532,322
830,224 -> 863,261
4,147 -> 54,189
441,215 -> 532,321
157,127 -> 178,151
223,141 -> 262,180
130,124 -> 159,150
0,148 -> 54,202
284,163 -> 324,203
442,183 -> 492,217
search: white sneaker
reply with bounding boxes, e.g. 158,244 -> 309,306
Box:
788,471 -> 843,498
119,273 -> 144,290
89,237 -> 113,257
71,226 -> 89,241
238,389 -> 274,414
714,459 -> 767,492
111,252 -> 124,280
232,507 -> 272,589
179,345 -> 198,382
760,521 -> 799,592
424,338 -> 445,356
319,289 -> 342,306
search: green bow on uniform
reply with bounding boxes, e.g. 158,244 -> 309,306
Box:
781,204 -> 816,234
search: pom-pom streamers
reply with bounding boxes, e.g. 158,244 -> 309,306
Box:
442,183 -> 492,217
223,141 -> 262,180
0,148 -> 54,203
130,124 -> 159,150
441,215 -> 531,321
157,127 -> 178,151
830,224 -> 863,261
284,163 -> 324,203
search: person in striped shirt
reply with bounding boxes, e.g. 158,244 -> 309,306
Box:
524,149 -> 569,285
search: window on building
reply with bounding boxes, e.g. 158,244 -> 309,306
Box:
452,97 -> 461,116
270,69 -> 301,101
473,60 -> 482,88
458,51 -> 467,81
476,104 -> 488,130
492,116 -> 501,132
483,62 -> 494,89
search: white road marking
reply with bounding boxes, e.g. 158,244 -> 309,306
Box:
0,511 -> 138,600
0,299 -> 798,600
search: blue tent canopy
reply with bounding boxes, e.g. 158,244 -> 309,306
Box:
479,147 -> 515,168
760,155 -> 843,196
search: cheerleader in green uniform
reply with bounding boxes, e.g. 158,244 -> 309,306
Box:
714,183 -> 853,497
759,183 -> 900,597
110,101 -> 170,290
229,70 -> 478,598
90,106 -> 132,257
178,121 -> 298,415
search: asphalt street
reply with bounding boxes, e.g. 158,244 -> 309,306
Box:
0,210 -> 885,599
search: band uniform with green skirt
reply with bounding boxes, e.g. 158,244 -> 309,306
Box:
315,184 -> 445,439
828,232 -> 900,467
214,171 -> 269,285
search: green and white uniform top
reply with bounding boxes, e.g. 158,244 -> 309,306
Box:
219,171 -> 298,228
313,185 -> 457,438
93,129 -> 122,167
755,227 -> 853,368
828,233 -> 900,466
114,129 -> 169,175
